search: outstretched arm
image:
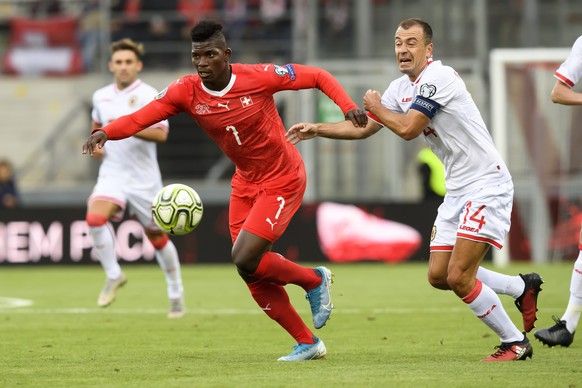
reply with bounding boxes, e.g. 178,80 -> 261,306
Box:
286,118 -> 382,145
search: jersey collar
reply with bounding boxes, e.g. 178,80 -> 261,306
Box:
200,74 -> 237,97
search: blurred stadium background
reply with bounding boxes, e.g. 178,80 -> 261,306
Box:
1,0 -> 582,265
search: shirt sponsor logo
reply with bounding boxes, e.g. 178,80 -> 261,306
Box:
128,95 -> 137,107
459,224 -> 480,233
240,95 -> 253,107
402,97 -> 412,103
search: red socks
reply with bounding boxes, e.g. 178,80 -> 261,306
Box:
247,279 -> 314,344
251,252 -> 321,291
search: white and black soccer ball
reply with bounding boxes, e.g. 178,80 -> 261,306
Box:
152,184 -> 203,235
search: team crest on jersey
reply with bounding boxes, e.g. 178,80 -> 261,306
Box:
431,225 -> 437,241
419,84 -> 437,98
128,95 -> 138,107
155,87 -> 168,100
240,95 -> 253,108
195,104 -> 211,114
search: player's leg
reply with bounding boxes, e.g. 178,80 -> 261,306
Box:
534,228 -> 582,347
447,239 -> 532,361
229,170 -> 328,360
86,199 -> 127,307
476,267 -> 543,332
130,191 -> 185,318
147,230 -> 185,318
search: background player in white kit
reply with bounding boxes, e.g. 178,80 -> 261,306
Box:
287,18 -> 543,361
86,38 -> 185,318
534,35 -> 582,347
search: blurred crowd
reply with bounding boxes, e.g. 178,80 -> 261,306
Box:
1,0 -> 356,74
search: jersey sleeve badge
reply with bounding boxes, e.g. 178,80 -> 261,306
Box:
155,87 -> 168,100
419,83 -> 437,98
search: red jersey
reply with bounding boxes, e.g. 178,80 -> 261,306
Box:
100,63 -> 359,183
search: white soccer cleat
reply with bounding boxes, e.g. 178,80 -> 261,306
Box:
167,297 -> 185,319
277,338 -> 327,361
97,273 -> 127,307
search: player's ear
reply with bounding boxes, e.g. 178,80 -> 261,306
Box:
224,48 -> 232,62
426,43 -> 433,59
136,60 -> 143,72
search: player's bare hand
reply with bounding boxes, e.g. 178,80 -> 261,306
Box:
286,123 -> 318,145
82,130 -> 108,156
344,108 -> 368,127
90,146 -> 105,160
363,89 -> 382,113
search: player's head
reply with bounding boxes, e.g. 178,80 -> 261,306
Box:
190,20 -> 232,89
109,38 -> 144,89
394,18 -> 433,80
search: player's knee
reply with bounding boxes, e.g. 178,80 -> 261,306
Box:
231,246 -> 259,274
86,213 -> 108,227
147,233 -> 169,250
428,272 -> 449,290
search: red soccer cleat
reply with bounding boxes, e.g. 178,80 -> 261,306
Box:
514,273 -> 543,332
482,334 -> 533,362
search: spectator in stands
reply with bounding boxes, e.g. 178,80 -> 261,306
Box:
222,0 -> 248,61
78,0 -> 101,71
257,0 -> 291,62
29,0 -> 64,18
0,159 -> 20,208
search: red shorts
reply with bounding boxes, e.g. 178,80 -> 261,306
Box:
229,163 -> 306,243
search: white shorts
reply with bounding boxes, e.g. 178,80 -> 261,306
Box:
430,181 -> 513,252
88,173 -> 162,231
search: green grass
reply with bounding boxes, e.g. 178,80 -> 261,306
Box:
0,262 -> 579,387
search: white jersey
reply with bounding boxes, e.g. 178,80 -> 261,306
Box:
555,35 -> 582,87
373,60 -> 512,195
91,79 -> 169,192
90,79 -> 169,224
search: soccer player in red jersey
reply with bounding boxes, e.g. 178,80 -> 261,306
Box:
83,20 -> 367,361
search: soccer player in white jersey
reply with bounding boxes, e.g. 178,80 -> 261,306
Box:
534,35 -> 582,348
87,38 -> 185,318
287,18 -> 544,361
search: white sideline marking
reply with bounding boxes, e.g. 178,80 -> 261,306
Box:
0,305 -> 562,315
0,297 -> 33,308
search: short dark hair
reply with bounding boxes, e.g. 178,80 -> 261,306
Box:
190,20 -> 227,46
110,38 -> 144,59
398,18 -> 433,45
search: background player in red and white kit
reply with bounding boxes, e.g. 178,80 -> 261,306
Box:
287,18 -> 543,362
534,35 -> 582,348
83,20 -> 368,361
87,38 -> 185,318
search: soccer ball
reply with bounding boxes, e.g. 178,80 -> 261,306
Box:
152,184 -> 203,235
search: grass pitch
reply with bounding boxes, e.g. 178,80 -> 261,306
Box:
0,262 -> 580,387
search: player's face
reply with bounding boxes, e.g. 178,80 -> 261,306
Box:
109,50 -> 142,89
394,25 -> 433,80
191,40 -> 232,90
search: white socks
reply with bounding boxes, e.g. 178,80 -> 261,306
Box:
89,225 -> 122,280
476,266 -> 524,298
155,240 -> 184,300
464,281 -> 524,343
562,253 -> 582,333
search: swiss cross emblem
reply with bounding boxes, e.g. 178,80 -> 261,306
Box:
240,95 -> 253,107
